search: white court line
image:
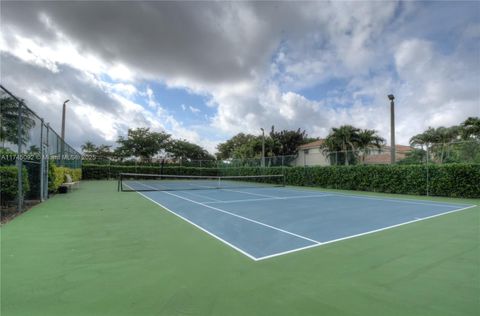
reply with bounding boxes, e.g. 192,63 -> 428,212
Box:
255,204 -> 477,261
126,181 -> 476,262
160,190 -> 321,244
331,194 -> 471,208
221,187 -> 466,208
132,181 -> 319,243
125,182 -> 258,260
203,194 -> 333,204
220,188 -> 279,198
278,186 -> 472,208
181,190 -> 223,202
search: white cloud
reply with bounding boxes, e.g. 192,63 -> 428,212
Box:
189,106 -> 200,113
1,1 -> 478,154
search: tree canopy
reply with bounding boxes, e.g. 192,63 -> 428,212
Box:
408,117 -> 480,163
321,125 -> 384,165
166,139 -> 215,162
81,128 -> 214,163
115,128 -> 171,162
215,127 -> 313,160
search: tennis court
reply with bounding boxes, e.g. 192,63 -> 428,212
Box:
121,174 -> 475,261
3,180 -> 479,316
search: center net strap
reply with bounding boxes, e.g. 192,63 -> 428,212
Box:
118,173 -> 285,192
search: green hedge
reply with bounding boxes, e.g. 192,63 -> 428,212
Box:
0,166 -> 29,205
82,164 -> 218,180
82,163 -> 480,198
221,164 -> 480,198
48,163 -> 82,192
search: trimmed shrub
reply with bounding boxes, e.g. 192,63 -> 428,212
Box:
48,163 -> 82,192
221,164 -> 480,198
0,166 -> 29,205
81,163 -> 480,198
82,164 -> 218,180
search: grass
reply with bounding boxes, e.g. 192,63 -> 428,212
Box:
1,181 -> 479,316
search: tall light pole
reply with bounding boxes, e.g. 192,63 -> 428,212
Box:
260,128 -> 265,168
60,99 -> 70,166
387,94 -> 395,164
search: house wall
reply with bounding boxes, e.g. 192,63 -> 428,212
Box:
294,147 -> 330,166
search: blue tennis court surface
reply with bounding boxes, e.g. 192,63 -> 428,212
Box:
128,184 -> 475,261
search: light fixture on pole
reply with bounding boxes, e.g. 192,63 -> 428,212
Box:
60,99 -> 70,166
387,94 -> 395,164
260,128 -> 265,168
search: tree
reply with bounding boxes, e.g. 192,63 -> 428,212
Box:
431,126 -> 460,163
410,126 -> 461,163
116,128 -> 171,162
321,125 -> 360,165
216,133 -> 258,159
81,141 -> 113,161
81,141 -> 96,154
0,95 -> 36,146
356,129 -> 385,164
410,127 -> 438,151
461,117 -> 480,140
269,126 -> 312,156
167,140 -> 214,162
216,128 -> 313,160
397,148 -> 426,165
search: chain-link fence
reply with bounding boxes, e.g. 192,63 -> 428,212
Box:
1,85 -> 82,217
81,139 -> 479,173
295,141 -> 479,167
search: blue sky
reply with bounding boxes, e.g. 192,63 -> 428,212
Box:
1,1 -> 479,153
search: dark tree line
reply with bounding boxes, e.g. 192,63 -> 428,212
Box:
82,127 -> 214,163
403,117 -> 480,164
215,126 -> 316,160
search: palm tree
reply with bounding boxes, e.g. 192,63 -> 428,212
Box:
322,125 -> 360,165
81,141 -> 97,154
410,127 -> 448,163
356,129 -> 385,164
433,126 -> 460,163
410,127 -> 438,148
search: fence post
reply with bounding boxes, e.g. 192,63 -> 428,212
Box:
426,146 -> 430,196
17,100 -> 23,211
40,119 -> 45,201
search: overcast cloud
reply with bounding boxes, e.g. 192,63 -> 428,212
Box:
1,1 -> 479,153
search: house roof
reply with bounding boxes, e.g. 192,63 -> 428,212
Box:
297,139 -> 325,149
364,146 -> 411,164
383,145 -> 412,153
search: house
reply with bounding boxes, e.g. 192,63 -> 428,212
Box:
363,145 -> 412,164
294,140 -> 412,166
294,139 -> 330,166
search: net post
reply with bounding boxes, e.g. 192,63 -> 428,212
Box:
117,173 -> 122,192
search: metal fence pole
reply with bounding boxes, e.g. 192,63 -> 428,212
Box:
40,119 -> 45,201
426,146 -> 430,196
17,100 -> 23,211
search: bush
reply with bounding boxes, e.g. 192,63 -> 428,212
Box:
0,166 -> 29,206
48,163 -> 82,192
221,164 -> 480,198
82,164 -> 218,180
81,163 -> 480,198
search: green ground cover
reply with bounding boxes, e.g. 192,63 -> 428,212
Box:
1,181 -> 479,316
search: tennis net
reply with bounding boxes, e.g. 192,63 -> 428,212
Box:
118,173 -> 285,192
